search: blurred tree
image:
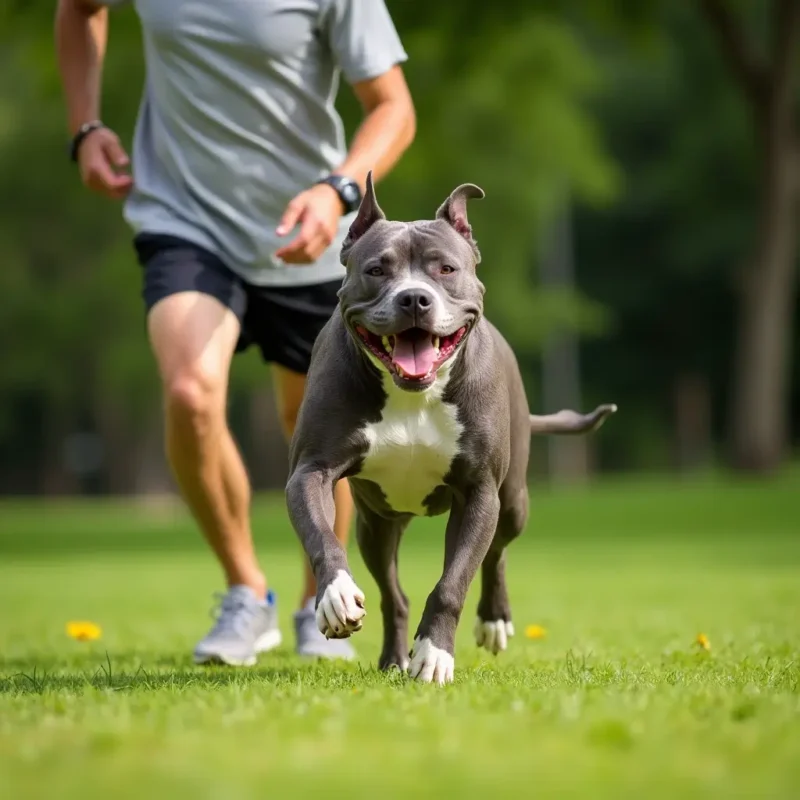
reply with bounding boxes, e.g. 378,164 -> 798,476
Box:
567,0 -> 799,474
0,1 -> 796,492
698,0 -> 799,472
572,3 -> 753,472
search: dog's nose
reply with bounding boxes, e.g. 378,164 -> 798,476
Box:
396,288 -> 434,316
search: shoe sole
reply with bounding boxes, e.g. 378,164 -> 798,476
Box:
255,629 -> 283,653
194,629 -> 283,667
296,650 -> 356,661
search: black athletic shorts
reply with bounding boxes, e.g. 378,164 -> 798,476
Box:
134,233 -> 341,375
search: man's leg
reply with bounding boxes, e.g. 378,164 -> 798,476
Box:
148,291 -> 280,665
148,291 -> 265,596
272,363 -> 354,607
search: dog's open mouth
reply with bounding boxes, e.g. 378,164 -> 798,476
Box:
355,325 -> 468,384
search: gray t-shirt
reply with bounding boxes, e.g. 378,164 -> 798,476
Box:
101,0 -> 407,286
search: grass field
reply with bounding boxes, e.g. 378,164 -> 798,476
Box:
1,473 -> 798,798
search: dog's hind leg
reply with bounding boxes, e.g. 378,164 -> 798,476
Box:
474,483 -> 529,655
356,505 -> 411,671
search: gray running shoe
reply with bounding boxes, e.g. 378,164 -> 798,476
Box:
294,598 -> 356,660
194,586 -> 282,666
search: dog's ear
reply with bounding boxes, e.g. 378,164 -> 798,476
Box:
435,183 -> 485,262
340,170 -> 386,266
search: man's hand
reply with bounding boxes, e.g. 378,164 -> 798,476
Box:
275,183 -> 344,265
77,127 -> 133,199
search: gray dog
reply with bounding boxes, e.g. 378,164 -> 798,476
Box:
287,174 -> 616,684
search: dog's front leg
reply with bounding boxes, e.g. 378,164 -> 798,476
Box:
286,466 -> 366,639
409,482 -> 501,685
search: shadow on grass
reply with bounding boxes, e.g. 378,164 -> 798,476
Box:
0,651 -> 388,695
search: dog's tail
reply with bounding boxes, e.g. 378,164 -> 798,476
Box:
530,404 -> 617,435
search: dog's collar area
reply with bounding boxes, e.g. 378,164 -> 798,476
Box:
354,325 -> 467,385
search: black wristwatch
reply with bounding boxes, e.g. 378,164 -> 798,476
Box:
316,174 -> 362,214
69,120 -> 105,162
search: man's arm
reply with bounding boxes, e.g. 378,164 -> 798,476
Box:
55,0 -> 131,198
55,0 -> 107,135
275,66 -> 415,263
335,65 -> 416,191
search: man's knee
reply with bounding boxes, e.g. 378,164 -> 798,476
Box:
147,292 -> 239,435
164,367 -> 225,436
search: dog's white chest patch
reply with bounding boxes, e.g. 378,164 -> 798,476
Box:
358,375 -> 462,515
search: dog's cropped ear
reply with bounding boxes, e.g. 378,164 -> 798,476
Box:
340,170 -> 386,266
435,183 -> 485,262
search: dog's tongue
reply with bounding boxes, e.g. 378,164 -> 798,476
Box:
392,332 -> 437,378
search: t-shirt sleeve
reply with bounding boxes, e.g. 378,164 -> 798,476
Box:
324,0 -> 408,84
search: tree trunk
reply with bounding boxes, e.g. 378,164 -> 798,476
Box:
539,187 -> 590,485
729,89 -> 799,471
133,409 -> 175,496
729,164 -> 798,471
39,406 -> 78,496
673,373 -> 713,472
700,0 -> 800,473
94,392 -> 133,494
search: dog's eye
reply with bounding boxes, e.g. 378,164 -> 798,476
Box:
366,266 -> 384,277
440,265 -> 455,275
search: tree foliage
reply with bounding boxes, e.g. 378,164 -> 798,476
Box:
0,1 -> 796,492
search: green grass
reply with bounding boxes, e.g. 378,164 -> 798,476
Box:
1,473 -> 799,798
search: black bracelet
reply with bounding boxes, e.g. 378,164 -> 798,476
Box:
69,120 -> 105,163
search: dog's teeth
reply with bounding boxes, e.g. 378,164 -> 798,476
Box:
433,336 -> 440,351
382,336 -> 392,354
396,365 -> 405,377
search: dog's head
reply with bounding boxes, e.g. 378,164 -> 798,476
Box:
338,172 -> 485,392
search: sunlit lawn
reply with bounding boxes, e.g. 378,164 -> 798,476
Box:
1,473 -> 798,798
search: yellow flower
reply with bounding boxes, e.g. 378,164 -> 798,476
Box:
66,621 -> 102,642
695,633 -> 711,652
524,624 -> 547,640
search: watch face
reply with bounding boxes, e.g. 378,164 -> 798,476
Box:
322,176 -> 361,211
338,180 -> 361,211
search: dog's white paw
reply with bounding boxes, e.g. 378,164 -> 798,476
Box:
474,618 -> 515,654
315,570 -> 366,639
407,637 -> 454,685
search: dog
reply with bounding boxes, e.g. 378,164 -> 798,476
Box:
286,173 -> 616,684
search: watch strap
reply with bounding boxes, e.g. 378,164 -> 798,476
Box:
69,120 -> 105,163
316,174 -> 362,214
